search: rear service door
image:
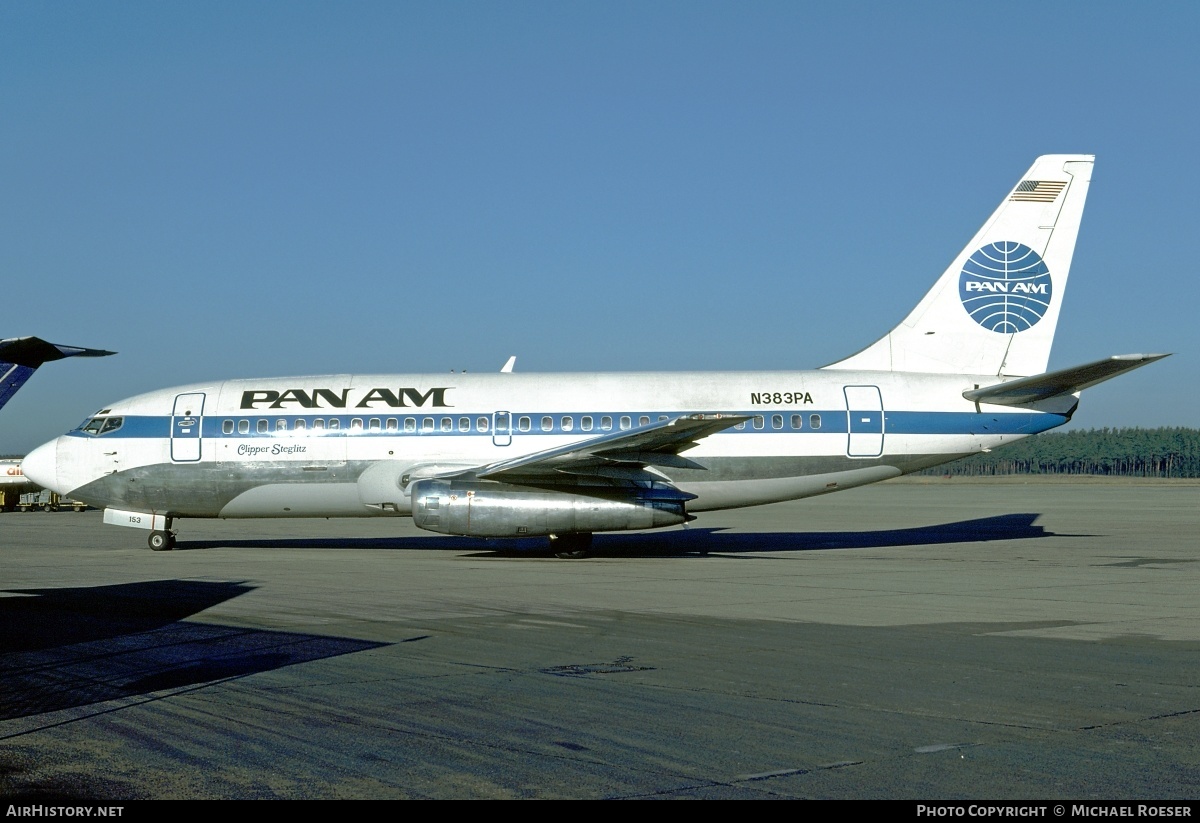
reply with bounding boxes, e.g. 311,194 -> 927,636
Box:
844,385 -> 884,457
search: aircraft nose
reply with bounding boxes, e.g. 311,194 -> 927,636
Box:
21,438 -> 61,493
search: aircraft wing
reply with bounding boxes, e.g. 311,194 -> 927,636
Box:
475,413 -> 750,484
963,354 -> 1170,406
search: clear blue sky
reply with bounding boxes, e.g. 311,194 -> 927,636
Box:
2,1 -> 1196,454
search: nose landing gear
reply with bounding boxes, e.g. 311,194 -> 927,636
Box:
148,518 -> 176,551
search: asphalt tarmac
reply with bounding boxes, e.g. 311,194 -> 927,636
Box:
2,478 -> 1198,800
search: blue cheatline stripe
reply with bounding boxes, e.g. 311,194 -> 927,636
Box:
63,409 -> 1069,441
886,411 -> 1066,435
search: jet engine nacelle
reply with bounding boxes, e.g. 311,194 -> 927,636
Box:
410,478 -> 689,537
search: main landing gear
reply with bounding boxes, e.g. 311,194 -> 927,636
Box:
549,532 -> 593,559
148,518 -> 177,551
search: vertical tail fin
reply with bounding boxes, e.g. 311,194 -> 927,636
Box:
824,154 -> 1094,377
0,362 -> 38,413
0,337 -> 116,413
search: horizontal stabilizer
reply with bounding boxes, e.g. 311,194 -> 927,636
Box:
1,337 -> 117,413
963,354 -> 1170,406
0,336 -> 116,367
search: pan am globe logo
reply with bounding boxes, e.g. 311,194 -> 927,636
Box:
959,241 -> 1053,333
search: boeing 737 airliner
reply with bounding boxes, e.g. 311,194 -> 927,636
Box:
22,155 -> 1167,554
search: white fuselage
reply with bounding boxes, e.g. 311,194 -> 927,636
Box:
23,368 -> 1071,526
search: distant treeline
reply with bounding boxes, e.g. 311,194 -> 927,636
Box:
921,427 -> 1200,478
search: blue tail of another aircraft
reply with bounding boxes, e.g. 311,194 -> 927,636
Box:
0,337 -> 116,413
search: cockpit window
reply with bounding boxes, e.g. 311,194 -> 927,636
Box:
80,416 -> 124,435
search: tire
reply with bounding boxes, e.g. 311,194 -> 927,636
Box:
148,531 -> 174,551
550,532 -> 593,559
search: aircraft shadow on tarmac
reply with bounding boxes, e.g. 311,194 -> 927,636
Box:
172,511 -> 1075,557
575,511 -> 1076,558
0,580 -> 388,721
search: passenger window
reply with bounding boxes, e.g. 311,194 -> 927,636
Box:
810,414 -> 822,430
753,415 -> 765,430
476,417 -> 489,433
619,416 -> 631,430
791,414 -> 802,429
734,421 -> 746,430
601,416 -> 612,431
581,416 -> 593,432
238,420 -> 250,434
257,419 -> 268,434
459,417 -> 470,432
541,416 -> 553,432
385,418 -> 398,432
313,419 -> 325,430
222,420 -> 234,434
404,418 -> 416,432
350,418 -> 363,431
518,416 -> 531,432
639,416 -> 650,426
294,419 -> 306,431
369,418 -> 381,432
772,414 -> 783,430
561,416 -> 573,432
659,415 -> 668,422
422,417 -> 434,432
276,419 -> 288,431
328,418 -> 340,430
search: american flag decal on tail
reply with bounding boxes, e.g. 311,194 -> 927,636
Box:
1009,179 -> 1067,202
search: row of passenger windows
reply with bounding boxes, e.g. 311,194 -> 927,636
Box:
219,413 -> 823,435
